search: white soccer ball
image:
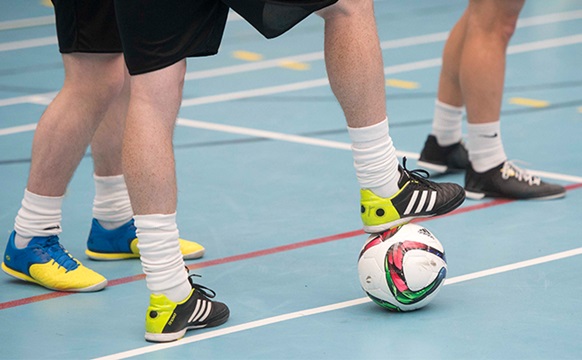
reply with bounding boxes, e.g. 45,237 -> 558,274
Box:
357,223 -> 447,311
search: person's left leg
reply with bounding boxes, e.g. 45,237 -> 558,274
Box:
86,69 -> 205,261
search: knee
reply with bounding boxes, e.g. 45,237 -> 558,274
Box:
468,0 -> 524,44
63,54 -> 127,103
316,0 -> 374,20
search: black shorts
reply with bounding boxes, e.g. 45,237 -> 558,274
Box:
52,0 -> 337,75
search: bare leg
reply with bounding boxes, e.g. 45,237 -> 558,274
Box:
91,68 -> 131,177
123,60 -> 191,301
443,0 -> 525,124
122,61 -> 185,215
317,0 -> 387,128
27,53 -> 126,196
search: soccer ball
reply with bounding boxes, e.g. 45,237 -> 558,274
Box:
357,223 -> 447,311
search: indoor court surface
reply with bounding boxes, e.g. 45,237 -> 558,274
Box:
2,0 -> 582,359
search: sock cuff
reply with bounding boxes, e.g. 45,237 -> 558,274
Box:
94,173 -> 126,193
23,189 -> 65,207
467,120 -> 501,134
134,213 -> 178,236
435,99 -> 464,114
347,117 -> 388,143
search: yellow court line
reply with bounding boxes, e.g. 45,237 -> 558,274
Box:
278,61 -> 310,71
508,97 -> 550,108
232,50 -> 263,62
385,79 -> 420,89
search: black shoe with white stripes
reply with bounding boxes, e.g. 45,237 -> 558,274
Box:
360,158 -> 466,233
145,273 -> 230,342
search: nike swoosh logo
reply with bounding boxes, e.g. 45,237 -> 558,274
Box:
43,225 -> 61,231
479,133 -> 498,138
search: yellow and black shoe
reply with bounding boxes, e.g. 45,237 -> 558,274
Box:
86,219 -> 205,261
145,274 -> 230,343
360,158 -> 465,233
2,231 -> 107,292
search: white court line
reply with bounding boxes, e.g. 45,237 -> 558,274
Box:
0,16 -> 54,31
185,9 -> 582,80
93,246 -> 582,360
0,92 -> 57,107
0,36 -> 57,52
176,118 -> 582,184
181,32 -> 582,107
0,123 -> 36,136
176,118 -> 420,160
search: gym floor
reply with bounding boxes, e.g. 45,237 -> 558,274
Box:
1,0 -> 581,359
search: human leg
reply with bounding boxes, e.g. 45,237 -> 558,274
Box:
317,0 -> 465,232
2,53 -> 127,291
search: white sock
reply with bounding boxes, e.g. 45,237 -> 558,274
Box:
13,190 -> 64,248
93,174 -> 133,230
347,118 -> 400,198
467,121 -> 507,173
431,100 -> 464,146
134,213 -> 191,302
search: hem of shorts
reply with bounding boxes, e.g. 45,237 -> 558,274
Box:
59,48 -> 123,54
128,50 -> 219,76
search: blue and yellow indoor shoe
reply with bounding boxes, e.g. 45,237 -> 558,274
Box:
2,231 -> 107,292
86,219 -> 205,261
360,158 -> 466,233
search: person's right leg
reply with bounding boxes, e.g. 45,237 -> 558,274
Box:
317,0 -> 465,233
2,53 -> 126,291
122,61 -> 228,342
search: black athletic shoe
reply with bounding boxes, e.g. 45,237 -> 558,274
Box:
145,274 -> 230,342
360,158 -> 466,233
465,161 -> 566,200
418,135 -> 469,173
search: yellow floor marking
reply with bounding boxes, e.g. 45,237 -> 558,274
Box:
385,79 -> 420,89
508,97 -> 550,108
232,51 -> 263,62
40,0 -> 53,7
278,61 -> 310,71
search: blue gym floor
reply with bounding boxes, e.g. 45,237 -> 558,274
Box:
1,0 -> 582,359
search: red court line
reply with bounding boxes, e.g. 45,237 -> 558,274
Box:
2,182 -> 581,311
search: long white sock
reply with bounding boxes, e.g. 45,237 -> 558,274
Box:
347,118 -> 400,197
93,174 -> 133,229
431,100 -> 464,146
467,121 -> 507,172
13,189 -> 64,248
134,213 -> 191,302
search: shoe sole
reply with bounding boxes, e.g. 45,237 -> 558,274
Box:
144,307 -> 230,343
85,248 -> 204,261
1,262 -> 107,292
364,190 -> 466,233
465,189 -> 566,201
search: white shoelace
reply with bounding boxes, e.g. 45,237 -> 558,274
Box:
500,161 -> 541,186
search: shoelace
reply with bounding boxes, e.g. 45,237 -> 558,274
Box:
500,161 -> 541,186
402,157 -> 435,189
41,236 -> 79,272
188,274 -> 217,299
